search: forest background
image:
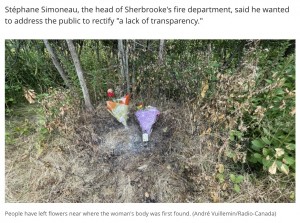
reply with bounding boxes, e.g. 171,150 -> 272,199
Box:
5,40 -> 295,202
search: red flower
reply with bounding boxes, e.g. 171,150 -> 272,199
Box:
107,89 -> 115,98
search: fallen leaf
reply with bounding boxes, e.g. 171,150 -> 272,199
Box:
24,88 -> 36,104
290,107 -> 295,116
268,161 -> 277,174
222,183 -> 228,191
210,191 -> 219,203
280,164 -> 289,175
218,164 -> 224,173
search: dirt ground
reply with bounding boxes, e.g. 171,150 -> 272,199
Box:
5,103 -> 295,203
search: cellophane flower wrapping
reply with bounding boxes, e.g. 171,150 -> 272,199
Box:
106,94 -> 130,126
135,106 -> 160,139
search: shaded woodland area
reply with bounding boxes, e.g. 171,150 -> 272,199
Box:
5,40 -> 295,202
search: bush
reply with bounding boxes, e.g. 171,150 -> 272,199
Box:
222,41 -> 295,176
246,52 -> 295,175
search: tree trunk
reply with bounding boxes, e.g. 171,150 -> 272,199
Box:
118,39 -> 130,94
158,39 -> 165,65
131,40 -> 136,98
66,39 -> 93,110
43,40 -> 71,88
125,41 -> 129,93
95,40 -> 100,63
118,40 -> 125,94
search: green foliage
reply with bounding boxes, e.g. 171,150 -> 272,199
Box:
229,174 -> 244,193
5,105 -> 39,146
78,41 -> 119,102
229,130 -> 243,141
5,40 -> 64,109
215,164 -> 244,193
219,41 -> 296,176
5,132 -> 15,145
216,173 -> 225,183
246,52 -> 295,175
209,40 -> 296,176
